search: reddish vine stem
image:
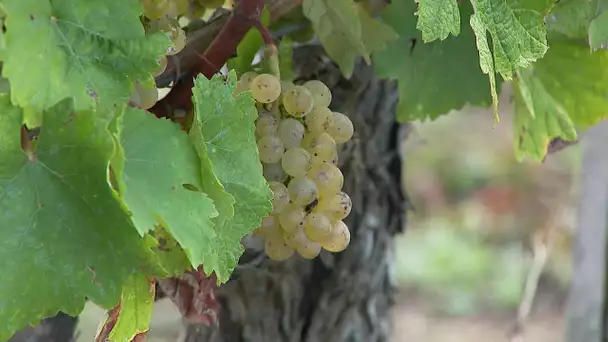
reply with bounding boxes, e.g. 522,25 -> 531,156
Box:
256,22 -> 274,45
149,0 -> 265,118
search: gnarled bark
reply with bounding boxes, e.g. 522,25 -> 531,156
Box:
180,45 -> 408,342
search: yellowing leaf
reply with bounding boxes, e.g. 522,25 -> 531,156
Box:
513,67 -> 577,161
108,275 -> 155,342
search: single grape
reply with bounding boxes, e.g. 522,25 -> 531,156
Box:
141,0 -> 171,20
257,136 -> 285,163
278,203 -> 307,233
253,215 -> 279,237
317,191 -> 352,220
304,107 -> 332,134
167,26 -> 187,56
265,234 -> 295,261
235,71 -> 258,94
145,18 -> 173,33
153,55 -> 168,77
304,132 -> 337,164
303,80 -> 332,108
282,85 -> 314,117
281,147 -> 312,178
282,225 -> 307,249
196,0 -> 225,9
308,162 -> 343,197
184,1 -> 206,19
288,177 -> 318,206
328,148 -> 338,166
278,118 -> 305,149
269,181 -> 290,214
250,74 -> 282,103
321,220 -> 350,253
304,212 -> 332,242
296,238 -> 322,259
241,71 -> 259,85
263,162 -> 288,183
328,112 -> 354,143
130,82 -> 158,110
256,114 -> 279,137
171,0 -> 189,15
281,81 -> 295,93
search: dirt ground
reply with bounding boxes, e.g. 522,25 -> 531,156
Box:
76,292 -> 564,342
391,293 -> 563,342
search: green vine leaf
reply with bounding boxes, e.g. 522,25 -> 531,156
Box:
374,0 -> 494,122
190,71 -> 273,283
469,0 -> 552,119
0,96 -> 156,341
513,37 -> 608,160
2,0 -> 169,111
528,38 -> 608,128
513,67 -> 577,161
302,0 -> 397,78
547,0 -> 594,39
415,0 -> 461,41
113,108 -> 219,269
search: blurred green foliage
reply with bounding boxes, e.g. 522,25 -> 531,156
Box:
395,218 -> 528,315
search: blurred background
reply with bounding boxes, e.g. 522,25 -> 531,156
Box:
77,89 -> 578,342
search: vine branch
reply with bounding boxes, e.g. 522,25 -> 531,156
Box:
149,0 -> 266,118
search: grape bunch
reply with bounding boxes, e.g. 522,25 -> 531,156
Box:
131,0 -> 226,109
241,72 -> 355,261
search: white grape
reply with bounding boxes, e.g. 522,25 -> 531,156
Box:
171,0 -> 189,15
263,162 -> 288,183
297,238 -> 322,259
256,114 -> 279,137
317,191 -> 352,220
304,107 -> 332,134
304,212 -> 332,242
321,220 -> 350,253
153,55 -> 168,77
307,162 -> 343,197
141,0 -> 171,20
167,26 -> 187,56
130,82 -> 158,110
257,136 -> 285,163
278,118 -> 305,149
235,71 -> 259,94
328,112 -> 354,143
328,148 -> 338,166
250,74 -> 282,103
281,148 -> 312,178
303,80 -> 332,108
254,215 -> 279,237
288,177 -> 318,206
278,203 -> 307,233
269,181 -> 290,214
265,234 -> 294,261
282,86 -> 314,117
303,132 -> 337,164
282,225 -> 306,249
